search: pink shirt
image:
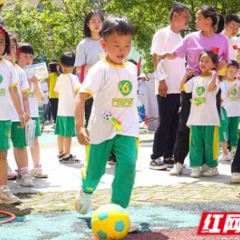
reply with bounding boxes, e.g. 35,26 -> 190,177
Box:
174,31 -> 230,75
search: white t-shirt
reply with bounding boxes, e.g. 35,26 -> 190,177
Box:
220,80 -> 240,117
0,59 -> 19,120
228,36 -> 238,61
12,65 -> 29,122
80,59 -> 139,144
27,82 -> 41,118
54,74 -> 80,116
40,81 -> 49,104
184,76 -> 220,126
151,26 -> 185,95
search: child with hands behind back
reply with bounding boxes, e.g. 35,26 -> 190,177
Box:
179,51 -> 220,178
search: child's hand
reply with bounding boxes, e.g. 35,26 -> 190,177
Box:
18,114 -> 26,129
209,70 -> 217,76
185,70 -> 196,77
233,84 -> 238,89
76,127 -> 90,145
31,76 -> 38,87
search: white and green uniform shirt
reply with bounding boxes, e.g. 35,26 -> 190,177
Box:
220,80 -> 240,117
80,59 -> 139,144
0,59 -> 19,120
184,75 -> 220,126
54,73 -> 80,116
228,36 -> 238,61
27,82 -> 40,118
12,65 -> 29,122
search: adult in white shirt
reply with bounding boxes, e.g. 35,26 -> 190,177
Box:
149,3 -> 190,170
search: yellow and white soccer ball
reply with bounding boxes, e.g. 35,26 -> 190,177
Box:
91,204 -> 130,240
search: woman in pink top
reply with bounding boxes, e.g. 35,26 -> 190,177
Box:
159,5 -> 230,176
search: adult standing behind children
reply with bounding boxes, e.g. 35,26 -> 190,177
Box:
74,10 -> 105,127
159,5 -> 230,175
149,3 -> 190,170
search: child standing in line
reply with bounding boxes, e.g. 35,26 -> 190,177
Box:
74,15 -> 139,232
180,51 -> 220,178
6,35 -> 33,187
54,53 -> 81,163
17,43 -> 48,178
0,26 -> 26,204
219,60 -> 240,163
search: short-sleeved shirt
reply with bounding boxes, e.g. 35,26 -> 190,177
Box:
227,36 -> 238,61
220,80 -> 240,117
174,31 -> 230,75
49,72 -> 58,99
27,82 -> 41,118
54,73 -> 80,116
0,59 -> 19,120
184,75 -> 220,126
40,81 -> 49,104
79,59 -> 139,144
74,38 -> 105,68
151,26 -> 185,95
12,65 -> 29,122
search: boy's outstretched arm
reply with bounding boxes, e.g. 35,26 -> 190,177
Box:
75,92 -> 90,145
9,86 -> 26,128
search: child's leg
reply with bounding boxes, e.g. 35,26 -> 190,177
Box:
229,117 -> 240,149
111,135 -> 138,208
204,126 -> 219,168
0,150 -> 7,186
14,148 -> 28,169
58,135 -> 64,153
220,142 -> 229,154
219,107 -> 229,154
30,137 -> 40,168
63,137 -> 72,155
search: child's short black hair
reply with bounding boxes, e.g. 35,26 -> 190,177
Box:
169,2 -> 190,21
83,10 -> 104,38
102,15 -> 133,40
227,60 -> 239,69
8,33 -> 18,50
226,14 -> 240,25
199,51 -> 218,66
48,62 -> 58,73
0,26 -> 10,55
17,43 -> 34,55
60,52 -> 75,67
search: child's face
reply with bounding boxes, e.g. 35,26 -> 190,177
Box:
225,21 -> 239,38
87,15 -> 103,34
6,39 -> 16,62
199,53 -> 216,73
0,33 -> 5,56
17,52 -> 33,68
101,31 -> 132,65
226,66 -> 238,80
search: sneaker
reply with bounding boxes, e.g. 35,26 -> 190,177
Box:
74,190 -> 92,214
30,165 -> 48,178
202,167 -> 219,177
190,167 -> 201,178
218,153 -> 232,161
0,186 -> 21,204
164,157 -> 174,168
169,162 -> 183,176
129,222 -> 140,233
201,164 -> 209,173
7,165 -> 17,180
58,153 -> 65,162
231,172 -> 240,183
231,148 -> 237,158
149,157 -> 167,170
62,154 -> 81,163
18,171 -> 34,187
107,153 -> 117,165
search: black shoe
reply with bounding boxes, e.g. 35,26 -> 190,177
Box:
149,158 -> 167,170
107,153 -> 117,165
62,154 -> 81,163
164,158 -> 174,168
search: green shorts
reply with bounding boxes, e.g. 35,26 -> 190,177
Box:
0,120 -> 11,151
32,117 -> 41,137
11,122 -> 26,148
55,116 -> 76,137
219,107 -> 228,142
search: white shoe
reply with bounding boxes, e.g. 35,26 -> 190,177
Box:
231,148 -> 237,158
190,167 -> 201,178
74,190 -> 92,214
30,165 -> 48,178
202,167 -> 219,177
18,169 -> 34,187
218,153 -> 232,161
0,186 -> 21,204
231,172 -> 240,183
170,163 -> 183,176
201,164 -> 209,173
129,222 -> 140,233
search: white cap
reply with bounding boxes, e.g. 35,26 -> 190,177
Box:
138,73 -> 146,79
